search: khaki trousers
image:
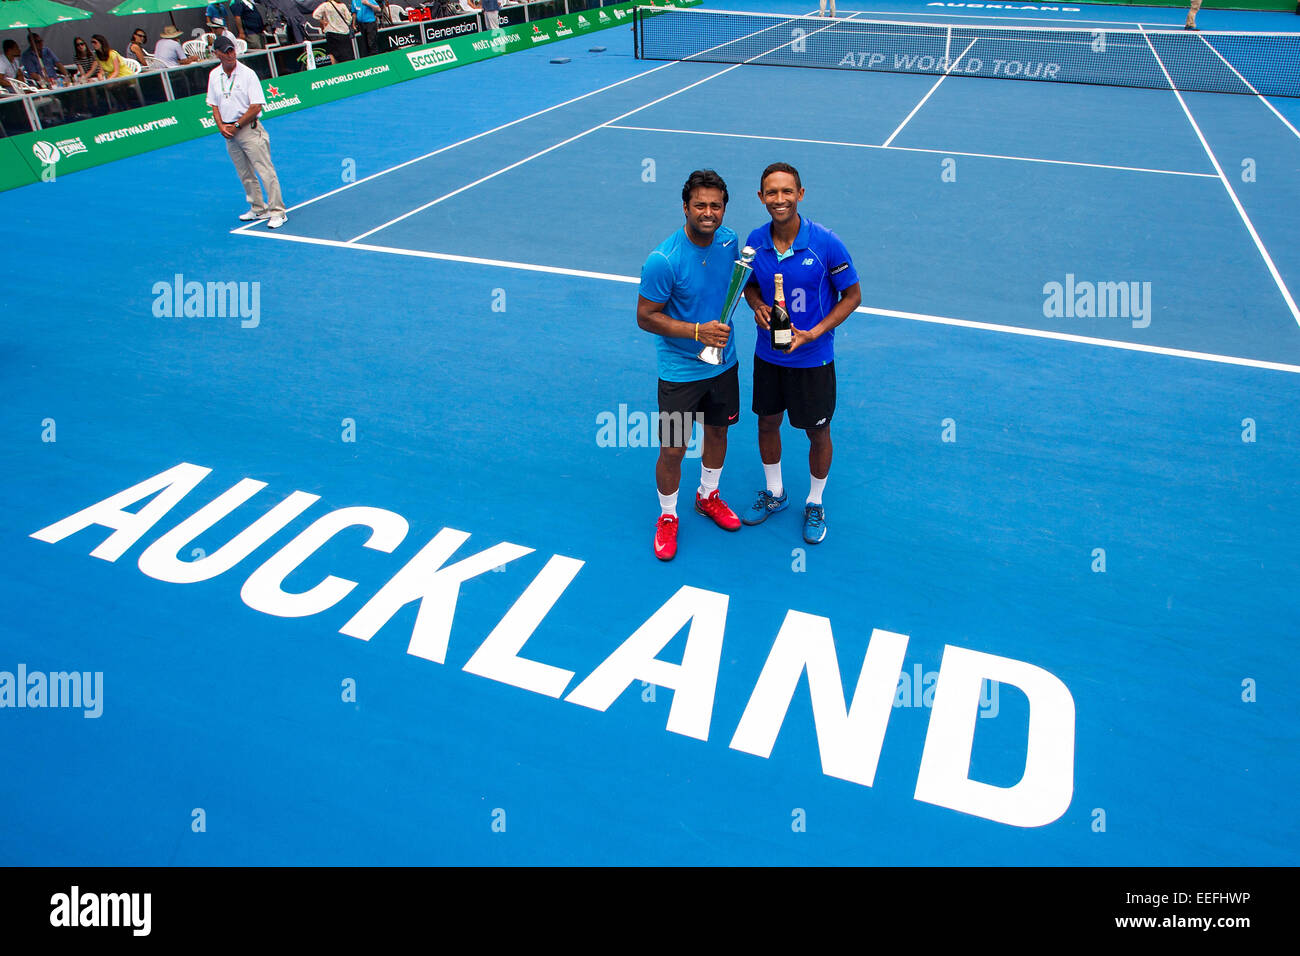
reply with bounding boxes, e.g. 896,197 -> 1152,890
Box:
225,122 -> 285,216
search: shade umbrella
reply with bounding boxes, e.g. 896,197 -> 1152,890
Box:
1,0 -> 93,30
107,0 -> 213,32
107,0 -> 208,14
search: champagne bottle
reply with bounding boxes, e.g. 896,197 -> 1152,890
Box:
770,274 -> 793,352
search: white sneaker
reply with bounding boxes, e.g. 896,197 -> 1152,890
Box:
239,210 -> 270,221
267,214 -> 288,229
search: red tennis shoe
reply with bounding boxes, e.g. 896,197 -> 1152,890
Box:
654,514 -> 678,561
695,490 -> 741,531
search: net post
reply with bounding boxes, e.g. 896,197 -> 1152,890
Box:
633,5 -> 640,60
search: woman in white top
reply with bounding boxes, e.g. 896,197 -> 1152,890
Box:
312,0 -> 355,65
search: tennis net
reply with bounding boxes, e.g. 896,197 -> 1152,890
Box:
632,7 -> 1300,97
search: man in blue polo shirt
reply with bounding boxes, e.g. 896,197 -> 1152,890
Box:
741,162 -> 861,545
637,169 -> 745,561
352,0 -> 382,55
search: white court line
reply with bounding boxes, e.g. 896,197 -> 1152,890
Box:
1140,26 -> 1300,328
605,124 -> 1219,177
236,229 -> 1300,375
348,12 -> 855,243
230,59 -> 690,231
1195,32 -> 1300,142
882,37 -> 978,147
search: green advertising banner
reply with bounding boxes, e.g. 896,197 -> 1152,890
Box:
3,1 -> 699,192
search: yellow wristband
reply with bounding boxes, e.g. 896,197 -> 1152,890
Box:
695,323 -> 700,342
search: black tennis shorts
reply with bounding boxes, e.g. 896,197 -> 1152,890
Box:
657,363 -> 740,448
752,355 -> 836,430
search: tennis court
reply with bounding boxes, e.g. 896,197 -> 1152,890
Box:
3,0 -> 1298,865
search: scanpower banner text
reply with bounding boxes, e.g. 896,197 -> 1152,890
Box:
0,2 -> 699,192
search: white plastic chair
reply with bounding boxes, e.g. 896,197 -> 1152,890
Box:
120,57 -> 142,75
235,38 -> 248,54
145,54 -> 168,70
182,39 -> 207,58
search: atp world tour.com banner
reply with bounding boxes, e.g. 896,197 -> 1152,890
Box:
0,1 -> 699,192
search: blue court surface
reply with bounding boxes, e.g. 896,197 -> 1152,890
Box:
3,0 -> 1298,866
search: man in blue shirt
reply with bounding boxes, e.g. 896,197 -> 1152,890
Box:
21,34 -> 68,86
352,0 -> 382,56
741,162 -> 861,545
638,170 -> 745,561
206,2 -> 231,33
231,0 -> 267,49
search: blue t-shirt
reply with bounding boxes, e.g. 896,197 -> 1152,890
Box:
640,225 -> 741,383
353,0 -> 377,23
205,2 -> 228,25
745,216 -> 858,368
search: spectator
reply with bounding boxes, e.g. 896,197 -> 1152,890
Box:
71,36 -> 95,79
86,35 -> 133,81
22,33 -> 70,86
381,2 -> 407,23
312,0 -> 355,64
154,25 -> 199,67
127,27 -> 150,66
481,0 -> 499,30
231,0 -> 268,49
206,1 -> 231,34
1,40 -> 28,91
352,0 -> 382,56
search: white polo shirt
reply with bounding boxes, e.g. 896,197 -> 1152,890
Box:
206,60 -> 265,124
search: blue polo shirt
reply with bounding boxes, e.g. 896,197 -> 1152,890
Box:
640,225 -> 740,383
746,216 -> 858,368
353,0 -> 377,24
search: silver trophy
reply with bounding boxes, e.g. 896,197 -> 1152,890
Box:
698,245 -> 756,365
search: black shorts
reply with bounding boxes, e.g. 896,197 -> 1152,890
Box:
752,355 -> 836,430
657,363 -> 740,447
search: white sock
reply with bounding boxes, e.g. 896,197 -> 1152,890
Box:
658,490 -> 678,517
807,475 -> 827,506
698,466 -> 721,497
763,462 -> 784,497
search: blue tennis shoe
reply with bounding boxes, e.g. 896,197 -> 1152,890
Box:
742,488 -> 788,526
802,504 -> 827,544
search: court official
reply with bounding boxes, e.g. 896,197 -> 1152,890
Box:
207,35 -> 287,228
